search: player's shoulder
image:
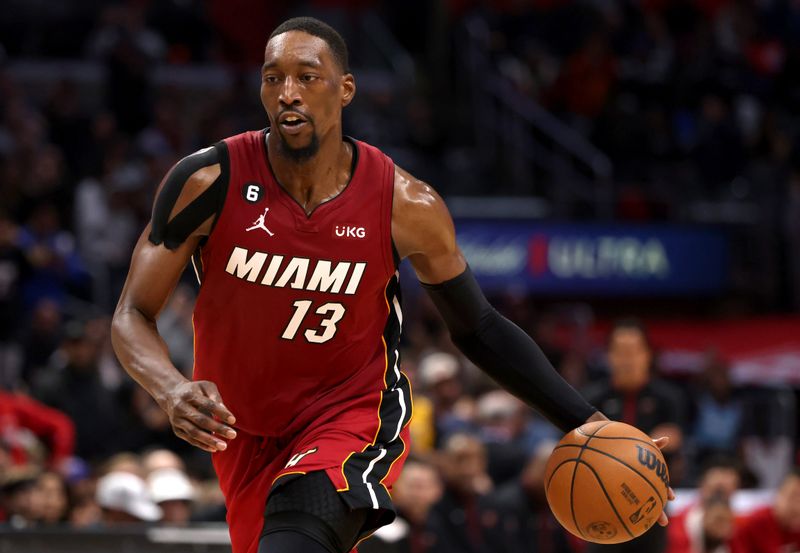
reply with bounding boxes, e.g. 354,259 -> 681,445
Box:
392,164 -> 443,214
391,164 -> 456,259
155,144 -> 227,209
173,145 -> 225,187
347,135 -> 446,216
149,143 -> 229,249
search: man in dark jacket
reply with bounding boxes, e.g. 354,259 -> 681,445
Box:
482,440 -> 577,553
583,318 -> 686,553
33,320 -> 123,460
424,433 -> 494,553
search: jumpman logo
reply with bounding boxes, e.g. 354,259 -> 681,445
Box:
246,207 -> 274,236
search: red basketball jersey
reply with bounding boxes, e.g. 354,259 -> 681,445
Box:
192,130 -> 408,441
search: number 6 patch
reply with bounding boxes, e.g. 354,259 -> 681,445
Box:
242,182 -> 265,204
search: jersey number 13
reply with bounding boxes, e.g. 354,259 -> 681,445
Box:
281,300 -> 345,344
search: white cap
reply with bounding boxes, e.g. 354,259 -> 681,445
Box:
96,471 -> 162,521
418,352 -> 459,386
477,390 -> 522,420
148,468 -> 195,504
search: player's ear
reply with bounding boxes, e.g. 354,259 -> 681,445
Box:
341,73 -> 355,107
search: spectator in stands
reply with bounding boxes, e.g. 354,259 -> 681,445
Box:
583,318 -> 686,467
0,209 -> 28,388
583,318 -> 687,553
67,471 -> 101,528
103,452 -> 146,477
731,467 -> 800,553
14,144 -> 72,225
18,203 -> 90,308
690,356 -> 743,467
739,386 -> 795,489
417,352 -> 476,448
668,457 -> 741,553
425,433 -> 493,553
0,466 -> 41,527
19,298 -> 62,386
0,387 -> 75,468
35,470 -> 70,524
360,458 -> 443,553
86,3 -> 166,134
33,319 -> 124,460
156,283 -> 195,376
0,441 -> 10,475
73,164 -> 143,310
147,468 -> 195,525
668,492 -> 735,553
95,471 -> 161,525
142,448 -> 186,475
546,30 -> 617,120
482,440 -> 577,553
475,390 -> 559,487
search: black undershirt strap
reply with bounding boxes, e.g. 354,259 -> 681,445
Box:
149,142 -> 229,250
422,267 -> 597,432
162,173 -> 224,248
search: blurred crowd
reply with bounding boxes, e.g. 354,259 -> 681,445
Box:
476,0 -> 800,204
0,1 -> 799,553
446,0 -> 800,309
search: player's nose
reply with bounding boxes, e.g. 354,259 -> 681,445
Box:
278,77 -> 302,106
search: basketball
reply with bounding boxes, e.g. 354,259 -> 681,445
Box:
544,420 -> 670,544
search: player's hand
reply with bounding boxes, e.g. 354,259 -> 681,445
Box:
652,436 -> 676,526
162,380 -> 237,453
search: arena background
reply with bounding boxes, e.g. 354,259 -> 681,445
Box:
0,0 -> 798,552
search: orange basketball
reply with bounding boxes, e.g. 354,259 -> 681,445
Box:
544,420 -> 670,544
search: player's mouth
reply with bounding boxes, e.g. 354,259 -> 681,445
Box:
278,112 -> 309,135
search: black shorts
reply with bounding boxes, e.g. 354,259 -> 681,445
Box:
261,471 -> 370,553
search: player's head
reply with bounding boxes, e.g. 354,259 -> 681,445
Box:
440,433 -> 488,497
607,317 -> 652,392
262,17 -> 355,163
697,456 -> 741,503
701,492 -> 734,546
392,458 -> 443,524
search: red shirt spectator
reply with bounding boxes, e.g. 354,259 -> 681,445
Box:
731,468 -> 800,553
546,33 -> 617,118
0,390 -> 75,468
668,458 -> 741,553
668,497 -> 735,553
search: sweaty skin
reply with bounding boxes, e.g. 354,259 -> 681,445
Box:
110,27 -> 674,524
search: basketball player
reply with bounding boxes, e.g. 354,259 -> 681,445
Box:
111,17 -> 671,553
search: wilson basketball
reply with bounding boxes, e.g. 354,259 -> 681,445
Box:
544,420 -> 670,544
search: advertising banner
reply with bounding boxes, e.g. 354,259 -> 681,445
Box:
456,222 -> 729,295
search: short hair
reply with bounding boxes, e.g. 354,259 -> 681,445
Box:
442,432 -> 484,455
698,455 -> 741,480
608,317 -> 652,349
268,17 -> 349,73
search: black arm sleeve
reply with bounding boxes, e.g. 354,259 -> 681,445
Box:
422,267 -> 597,432
148,141 -> 230,250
